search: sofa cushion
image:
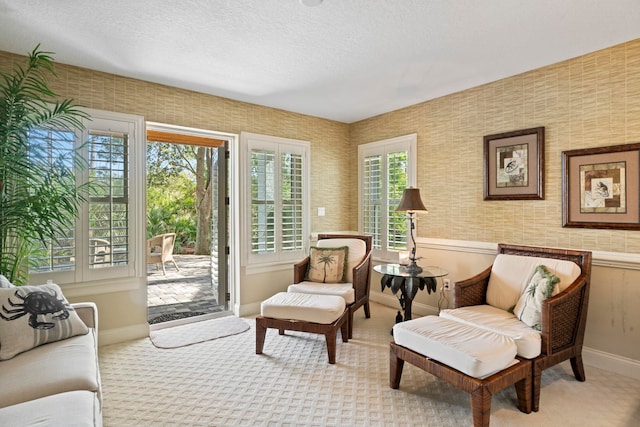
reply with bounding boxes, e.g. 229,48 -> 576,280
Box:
317,238 -> 367,283
0,390 -> 101,427
287,282 -> 355,304
305,246 -> 348,283
0,283 -> 89,360
513,265 -> 561,330
0,329 -> 100,408
439,304 -> 542,359
486,254 -> 581,311
393,315 -> 518,378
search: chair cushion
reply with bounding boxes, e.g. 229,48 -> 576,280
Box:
486,254 -> 581,311
513,265 -> 561,330
0,283 -> 89,360
439,305 -> 542,359
317,238 -> 367,283
287,282 -> 355,304
305,246 -> 348,283
261,292 -> 346,324
393,315 -> 518,378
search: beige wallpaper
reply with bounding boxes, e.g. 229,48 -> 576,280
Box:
350,39 -> 640,254
2,39 -> 640,254
0,50 -> 352,234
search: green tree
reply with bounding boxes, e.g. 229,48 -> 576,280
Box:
146,142 -> 212,254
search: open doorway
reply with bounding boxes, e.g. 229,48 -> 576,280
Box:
144,123 -> 234,325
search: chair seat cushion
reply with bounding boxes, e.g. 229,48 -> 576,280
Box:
261,292 -> 346,324
393,316 -> 518,378
287,282 -> 355,304
439,305 -> 541,359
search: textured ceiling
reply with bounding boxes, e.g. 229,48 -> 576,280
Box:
1,0 -> 639,123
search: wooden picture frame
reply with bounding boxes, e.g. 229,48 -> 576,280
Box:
562,142 -> 640,229
483,127 -> 545,200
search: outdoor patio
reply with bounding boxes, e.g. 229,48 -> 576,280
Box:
147,254 -> 223,323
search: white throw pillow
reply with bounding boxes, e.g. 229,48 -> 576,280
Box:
513,265 -> 560,331
0,275 -> 15,289
0,283 -> 89,360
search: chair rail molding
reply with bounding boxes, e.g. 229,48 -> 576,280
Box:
415,237 -> 640,271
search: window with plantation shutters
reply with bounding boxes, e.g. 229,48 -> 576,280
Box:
28,109 -> 144,284
243,132 -> 309,267
358,134 -> 417,260
87,130 -> 129,268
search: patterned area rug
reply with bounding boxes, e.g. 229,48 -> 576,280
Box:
100,303 -> 640,426
149,315 -> 250,349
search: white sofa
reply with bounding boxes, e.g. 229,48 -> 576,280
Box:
0,302 -> 102,426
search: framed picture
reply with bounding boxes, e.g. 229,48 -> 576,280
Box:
483,127 -> 545,200
562,142 -> 640,229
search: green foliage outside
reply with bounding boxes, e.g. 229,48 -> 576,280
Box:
146,142 -> 198,253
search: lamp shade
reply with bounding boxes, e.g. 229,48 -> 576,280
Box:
395,187 -> 428,212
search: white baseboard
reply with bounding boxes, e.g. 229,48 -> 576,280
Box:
583,346 -> 640,380
98,323 -> 149,346
238,301 -> 261,317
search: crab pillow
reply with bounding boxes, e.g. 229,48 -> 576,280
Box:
0,283 -> 89,360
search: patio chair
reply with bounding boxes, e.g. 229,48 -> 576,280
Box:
288,234 -> 372,339
147,233 -> 180,275
89,238 -> 111,267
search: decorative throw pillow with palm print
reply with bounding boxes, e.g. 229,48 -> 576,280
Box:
305,246 -> 349,283
513,265 -> 561,330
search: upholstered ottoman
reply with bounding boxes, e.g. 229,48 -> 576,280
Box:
391,316 -> 532,427
256,292 -> 348,364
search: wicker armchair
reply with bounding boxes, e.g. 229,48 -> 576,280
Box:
147,233 -> 180,275
453,243 -> 592,412
289,234 -> 372,339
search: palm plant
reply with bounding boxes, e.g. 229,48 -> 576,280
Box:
0,45 -> 89,285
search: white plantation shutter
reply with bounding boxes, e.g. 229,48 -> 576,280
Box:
243,133 -> 309,266
28,109 -> 144,285
359,134 -> 417,260
87,130 -> 130,268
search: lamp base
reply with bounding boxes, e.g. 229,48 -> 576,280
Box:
401,261 -> 423,275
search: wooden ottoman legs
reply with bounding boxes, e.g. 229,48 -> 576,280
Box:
390,342 -> 532,427
256,309 -> 349,364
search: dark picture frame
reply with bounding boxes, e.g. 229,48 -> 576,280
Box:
562,142 -> 640,229
483,127 -> 545,200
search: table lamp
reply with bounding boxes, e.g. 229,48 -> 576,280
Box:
395,187 -> 428,274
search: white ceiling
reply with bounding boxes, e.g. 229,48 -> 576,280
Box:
1,0 -> 639,123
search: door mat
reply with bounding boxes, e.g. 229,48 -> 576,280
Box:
149,315 -> 250,349
148,311 -> 207,325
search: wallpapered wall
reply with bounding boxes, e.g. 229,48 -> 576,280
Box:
0,50 -> 352,235
350,39 -> 640,254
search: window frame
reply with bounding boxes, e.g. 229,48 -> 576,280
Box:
28,108 -> 146,285
241,132 -> 310,271
358,133 -> 417,261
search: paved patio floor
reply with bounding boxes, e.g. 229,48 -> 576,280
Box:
147,255 -> 224,323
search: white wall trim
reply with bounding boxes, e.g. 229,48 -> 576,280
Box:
415,237 -> 640,270
98,323 -> 149,346
583,347 -> 640,380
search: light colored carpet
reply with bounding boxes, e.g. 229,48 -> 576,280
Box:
149,316 -> 250,349
100,302 -> 640,426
